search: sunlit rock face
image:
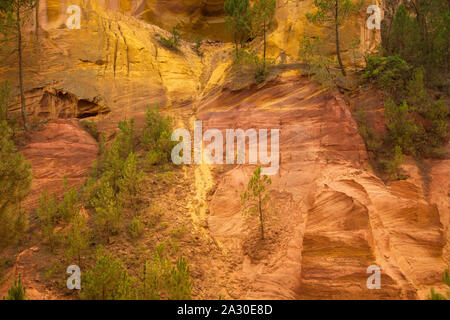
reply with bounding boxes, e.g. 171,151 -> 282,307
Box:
2,0 -> 448,300
37,0 -> 230,41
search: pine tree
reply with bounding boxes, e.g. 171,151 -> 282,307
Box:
252,0 -> 276,69
0,97 -> 31,248
0,0 -> 39,130
80,246 -> 136,300
65,213 -> 90,266
428,269 -> 450,300
36,190 -> 59,251
118,152 -> 145,211
91,180 -> 122,237
241,166 -> 272,240
224,0 -> 253,58
306,0 -> 362,76
3,274 -> 27,300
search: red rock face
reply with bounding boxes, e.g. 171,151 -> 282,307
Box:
197,76 -> 447,299
20,119 -> 98,210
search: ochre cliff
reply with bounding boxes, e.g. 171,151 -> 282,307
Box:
0,0 -> 448,300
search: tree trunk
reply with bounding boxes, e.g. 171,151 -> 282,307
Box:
17,6 -> 28,130
35,0 -> 39,38
234,31 -> 239,58
263,18 -> 266,69
258,194 -> 264,240
335,0 -> 346,77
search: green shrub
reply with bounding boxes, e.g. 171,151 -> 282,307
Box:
193,36 -> 203,57
428,269 -> 450,300
58,178 -> 79,222
80,120 -> 100,141
139,253 -> 192,300
3,274 -> 27,300
353,108 -> 382,153
91,180 -> 122,236
384,99 -> 421,156
80,247 -> 136,300
241,165 -> 272,240
363,55 -> 412,101
0,119 -> 31,248
118,153 -> 145,210
65,213 -> 90,266
129,215 -> 144,239
141,106 -> 175,166
159,25 -> 181,49
116,119 -> 137,159
37,190 -> 60,251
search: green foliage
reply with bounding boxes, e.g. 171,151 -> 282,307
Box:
159,24 -> 181,49
384,99 -> 421,156
298,36 -> 337,90
3,274 -> 26,300
141,106 -> 175,166
353,108 -> 382,153
363,55 -> 412,101
91,180 -> 122,236
0,119 -> 31,248
116,119 -> 137,159
139,253 -> 192,300
428,269 -> 450,300
118,153 -> 145,210
241,166 -> 272,240
80,247 -> 136,300
224,0 -> 253,58
306,0 -> 362,25
349,37 -> 361,71
251,0 -> 276,70
384,2 -> 450,91
306,0 -> 363,76
80,120 -> 99,141
235,48 -> 269,83
58,177 -> 79,222
65,213 -> 89,266
128,215 -> 144,239
0,80 -> 10,120
37,190 -> 60,251
193,36 -> 203,57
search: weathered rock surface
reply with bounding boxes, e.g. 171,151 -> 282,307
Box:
0,1 -> 448,300
20,119 -> 98,210
198,76 -> 447,299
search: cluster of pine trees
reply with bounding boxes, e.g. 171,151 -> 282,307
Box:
224,0 -> 276,82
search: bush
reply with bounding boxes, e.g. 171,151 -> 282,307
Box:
193,36 -> 203,57
58,178 -> 79,222
384,99 -> 422,156
80,120 -> 100,141
80,247 -> 136,300
118,153 -> 145,210
0,119 -> 31,248
3,274 -> 27,300
91,180 -> 122,236
129,215 -> 144,239
139,253 -> 192,300
428,269 -> 450,300
141,106 -> 175,166
37,190 -> 60,251
241,166 -> 272,240
159,25 -> 181,49
116,119 -> 137,160
65,213 -> 89,266
363,55 -> 412,102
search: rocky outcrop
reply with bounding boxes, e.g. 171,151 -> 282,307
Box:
198,75 -> 447,299
20,119 -> 98,210
1,0 -> 448,300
